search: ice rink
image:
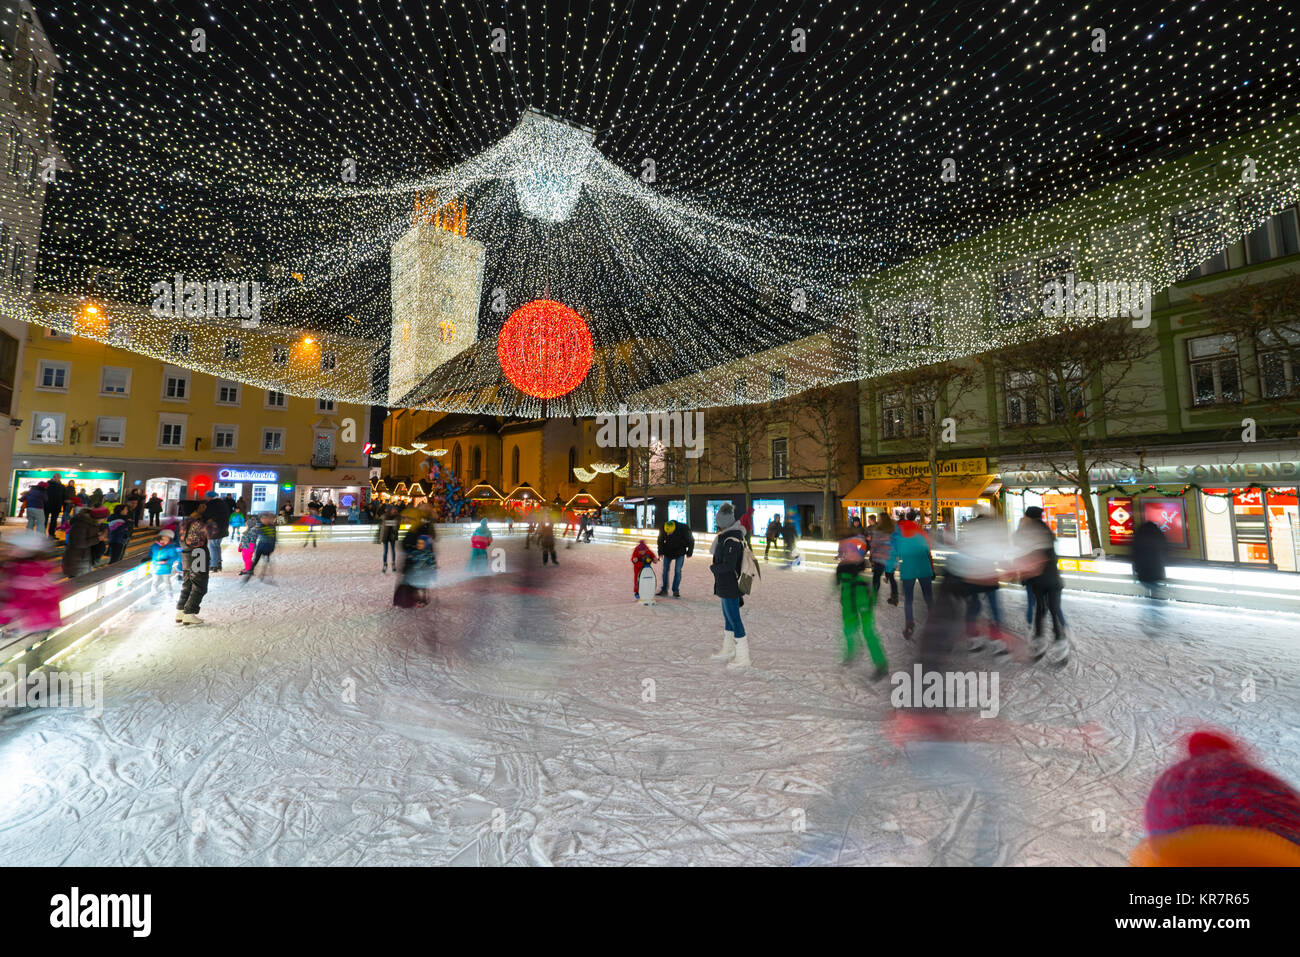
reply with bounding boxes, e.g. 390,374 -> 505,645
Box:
1,533 -> 1297,865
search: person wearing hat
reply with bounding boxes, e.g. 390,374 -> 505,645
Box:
709,503 -> 752,668
1014,505 -> 1066,662
1132,730 -> 1300,865
148,529 -> 181,601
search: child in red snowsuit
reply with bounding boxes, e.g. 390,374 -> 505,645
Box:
631,540 -> 657,599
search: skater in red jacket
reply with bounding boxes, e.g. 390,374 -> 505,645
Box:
631,540 -> 657,599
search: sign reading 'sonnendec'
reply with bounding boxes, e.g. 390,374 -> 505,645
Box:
217,468 -> 278,483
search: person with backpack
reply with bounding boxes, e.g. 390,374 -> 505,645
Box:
709,503 -> 754,669
835,528 -> 887,678
243,515 -> 277,581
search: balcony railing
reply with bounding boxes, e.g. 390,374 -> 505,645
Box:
310,454 -> 338,470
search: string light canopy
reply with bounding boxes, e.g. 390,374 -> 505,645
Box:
16,0 -> 1300,414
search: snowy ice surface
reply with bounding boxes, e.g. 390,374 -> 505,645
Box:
0,535 -> 1296,866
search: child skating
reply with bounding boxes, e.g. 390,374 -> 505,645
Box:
631,539 -> 657,603
148,529 -> 181,602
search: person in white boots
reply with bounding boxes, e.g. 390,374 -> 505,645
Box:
709,503 -> 750,668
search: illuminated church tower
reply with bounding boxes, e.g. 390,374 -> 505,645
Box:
388,193 -> 486,406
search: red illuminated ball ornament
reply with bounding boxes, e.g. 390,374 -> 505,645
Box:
497,299 -> 594,399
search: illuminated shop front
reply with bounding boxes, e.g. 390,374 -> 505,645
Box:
1002,459 -> 1300,570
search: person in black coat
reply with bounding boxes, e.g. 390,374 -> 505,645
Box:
44,476 -> 65,538
655,519 -> 695,597
709,503 -> 751,667
1016,506 -> 1065,657
781,516 -> 797,559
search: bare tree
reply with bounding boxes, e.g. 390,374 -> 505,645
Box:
875,361 -> 985,531
709,401 -> 770,516
997,317 -> 1158,553
788,384 -> 856,538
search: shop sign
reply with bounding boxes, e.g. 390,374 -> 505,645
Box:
862,457 -> 987,480
218,468 -> 278,483
1003,461 -> 1300,488
1107,496 -> 1135,545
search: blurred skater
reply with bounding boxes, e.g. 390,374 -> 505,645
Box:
835,528 -> 886,677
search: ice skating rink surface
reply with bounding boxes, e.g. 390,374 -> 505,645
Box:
1,535 -> 1296,865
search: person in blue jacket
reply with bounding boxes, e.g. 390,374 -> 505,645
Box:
888,511 -> 935,639
148,529 -> 181,601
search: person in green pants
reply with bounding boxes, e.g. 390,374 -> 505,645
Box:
836,533 -> 887,680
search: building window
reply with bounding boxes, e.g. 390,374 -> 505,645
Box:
163,368 -> 189,400
272,346 -> 289,366
568,446 -> 577,478
453,443 -> 462,476
876,316 -> 902,354
881,391 -> 905,440
36,360 -> 69,391
321,351 -> 336,372
9,242 -> 25,287
316,398 -> 335,413
771,438 -> 789,479
1259,329 -> 1300,399
266,389 -> 287,409
1188,334 -> 1242,406
1172,206 -> 1231,279
216,380 -> 240,405
30,411 -> 65,444
213,425 -> 237,450
43,326 -> 71,341
769,370 -> 786,400
472,447 -> 482,481
995,262 -> 1037,326
511,446 -> 520,486
1005,370 -> 1040,426
168,331 -> 192,357
222,337 -> 242,361
158,417 -> 186,449
1049,363 -> 1086,422
100,366 -> 131,396
0,222 -> 8,276
0,329 -> 16,415
733,377 -> 747,402
94,416 -> 126,446
262,428 -> 285,454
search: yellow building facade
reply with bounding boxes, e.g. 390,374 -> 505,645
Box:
10,303 -> 373,517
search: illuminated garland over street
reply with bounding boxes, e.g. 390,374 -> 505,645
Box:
9,0 -> 1300,413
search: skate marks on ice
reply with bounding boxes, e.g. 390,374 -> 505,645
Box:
0,539 -> 1297,864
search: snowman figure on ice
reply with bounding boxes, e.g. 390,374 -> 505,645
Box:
631,539 -> 658,605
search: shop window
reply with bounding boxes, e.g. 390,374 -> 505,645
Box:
771,438 -> 788,479
880,391 -> 905,440
1267,487 -> 1300,573
1187,334 -> 1241,406
1258,329 -> 1300,399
